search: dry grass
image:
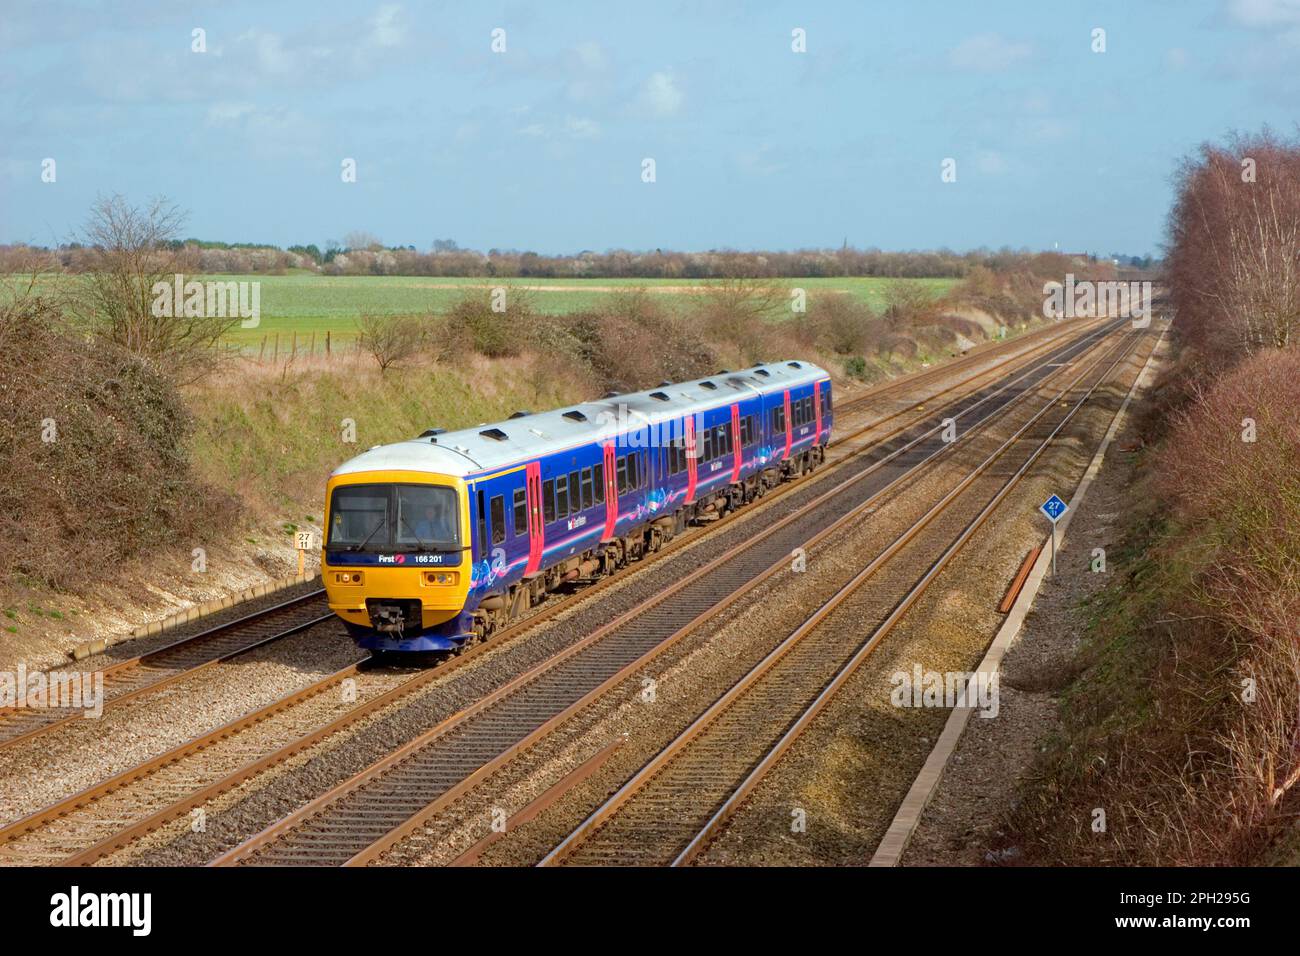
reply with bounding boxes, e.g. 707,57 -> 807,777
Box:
1007,348 -> 1300,865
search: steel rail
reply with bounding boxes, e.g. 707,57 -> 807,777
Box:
0,592 -> 333,749
537,330 -> 1147,866
2,317 -> 1112,866
211,322 -> 1128,867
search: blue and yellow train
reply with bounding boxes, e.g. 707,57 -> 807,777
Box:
322,361 -> 833,652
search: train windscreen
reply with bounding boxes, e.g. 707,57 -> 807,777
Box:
328,484 -> 460,552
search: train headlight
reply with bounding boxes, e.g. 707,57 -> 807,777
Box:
424,571 -> 459,586
333,571 -> 364,586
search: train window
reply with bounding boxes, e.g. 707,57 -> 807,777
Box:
702,429 -> 713,462
718,424 -> 731,456
627,454 -> 638,490
543,479 -> 555,523
772,406 -> 785,433
490,495 -> 506,545
569,471 -> 581,510
616,456 -> 627,494
513,488 -> 527,537
581,467 -> 593,510
594,462 -> 605,504
555,474 -> 570,518
803,397 -> 813,424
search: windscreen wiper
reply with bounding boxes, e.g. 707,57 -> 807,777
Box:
343,518 -> 387,552
399,516 -> 433,553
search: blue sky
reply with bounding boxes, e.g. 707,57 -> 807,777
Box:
2,0 -> 1298,256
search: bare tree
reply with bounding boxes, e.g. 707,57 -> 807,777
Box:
1167,130 -> 1300,359
344,230 -> 382,252
357,313 -> 426,373
74,195 -> 235,383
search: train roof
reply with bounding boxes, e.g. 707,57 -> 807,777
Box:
331,360 -> 831,480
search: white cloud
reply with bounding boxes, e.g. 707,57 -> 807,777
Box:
949,33 -> 1033,72
241,30 -> 298,75
206,102 -> 256,125
574,42 -> 608,72
369,4 -> 405,47
565,116 -> 601,139
1224,0 -> 1300,27
642,71 -> 683,116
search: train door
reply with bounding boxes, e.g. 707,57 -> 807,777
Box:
814,381 -> 823,444
524,462 -> 544,575
602,442 -> 618,540
730,403 -> 742,482
782,389 -> 793,460
685,415 -> 698,503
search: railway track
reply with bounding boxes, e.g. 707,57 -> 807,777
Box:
826,316 -> 1092,416
0,317 -> 1115,866
208,319 -> 1131,867
0,591 -> 333,749
0,319 -> 1082,757
539,330 -> 1147,866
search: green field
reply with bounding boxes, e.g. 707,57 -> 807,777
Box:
4,272 -> 958,349
210,273 -> 957,347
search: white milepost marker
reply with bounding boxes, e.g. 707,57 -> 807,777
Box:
1039,494 -> 1068,576
296,530 -> 315,576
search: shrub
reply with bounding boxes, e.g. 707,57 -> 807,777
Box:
1009,348 -> 1300,865
0,284 -> 233,589
805,294 -> 879,355
356,312 -> 427,373
444,286 -> 535,359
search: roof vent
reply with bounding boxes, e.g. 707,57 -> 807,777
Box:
479,427 -> 509,442
700,381 -> 718,390
658,380 -> 672,387
717,369 -> 730,374
650,391 -> 670,402
419,427 -> 446,438
562,410 -> 589,423
602,390 -> 619,399
787,361 -> 803,369
508,411 -> 531,419
754,369 -> 771,378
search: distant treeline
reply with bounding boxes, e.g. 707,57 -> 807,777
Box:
0,240 -> 1153,280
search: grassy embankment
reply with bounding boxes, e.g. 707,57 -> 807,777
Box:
1005,130 -> 1300,866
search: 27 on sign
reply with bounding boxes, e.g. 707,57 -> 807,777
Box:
1039,494 -> 1068,523
295,531 -> 315,551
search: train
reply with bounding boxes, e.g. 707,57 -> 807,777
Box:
321,360 -> 833,653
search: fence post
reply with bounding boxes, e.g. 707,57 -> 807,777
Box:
325,330 -> 331,357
